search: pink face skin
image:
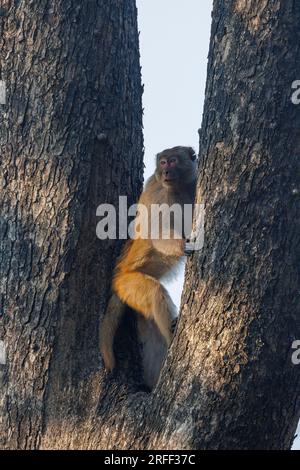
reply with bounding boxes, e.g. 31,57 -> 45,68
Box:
160,156 -> 178,182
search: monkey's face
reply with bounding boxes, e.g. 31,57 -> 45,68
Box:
159,155 -> 179,184
155,146 -> 197,188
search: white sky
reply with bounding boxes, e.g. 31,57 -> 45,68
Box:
137,0 -> 213,306
137,0 -> 212,181
136,0 -> 300,450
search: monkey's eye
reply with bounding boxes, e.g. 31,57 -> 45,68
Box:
160,159 -> 167,165
169,157 -> 177,163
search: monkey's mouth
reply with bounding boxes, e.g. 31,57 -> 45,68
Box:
163,174 -> 177,182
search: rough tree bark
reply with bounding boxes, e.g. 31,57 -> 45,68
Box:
0,0 -> 144,449
152,0 -> 300,450
1,0 -> 299,451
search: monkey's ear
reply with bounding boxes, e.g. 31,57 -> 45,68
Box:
156,152 -> 163,166
188,147 -> 197,161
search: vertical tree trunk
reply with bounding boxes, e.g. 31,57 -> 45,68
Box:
0,0 -> 143,449
148,0 -> 300,450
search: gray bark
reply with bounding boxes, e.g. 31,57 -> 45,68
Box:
150,0 -> 300,450
0,0 -> 144,449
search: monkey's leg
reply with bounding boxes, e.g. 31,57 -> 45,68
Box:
114,271 -> 177,345
137,316 -> 167,389
152,238 -> 185,257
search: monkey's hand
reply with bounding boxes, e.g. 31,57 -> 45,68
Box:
184,240 -> 194,256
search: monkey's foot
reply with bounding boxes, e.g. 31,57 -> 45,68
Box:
184,241 -> 194,256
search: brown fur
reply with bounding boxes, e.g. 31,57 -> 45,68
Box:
99,146 -> 197,385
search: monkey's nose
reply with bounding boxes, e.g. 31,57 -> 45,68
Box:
163,170 -> 174,181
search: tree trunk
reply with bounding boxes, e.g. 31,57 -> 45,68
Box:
1,0 -> 299,451
150,0 -> 300,450
0,0 -> 144,449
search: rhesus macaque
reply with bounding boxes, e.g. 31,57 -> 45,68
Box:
99,146 -> 197,388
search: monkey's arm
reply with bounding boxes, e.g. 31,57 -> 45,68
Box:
152,236 -> 185,257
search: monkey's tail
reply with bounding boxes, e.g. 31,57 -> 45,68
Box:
99,293 -> 126,371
